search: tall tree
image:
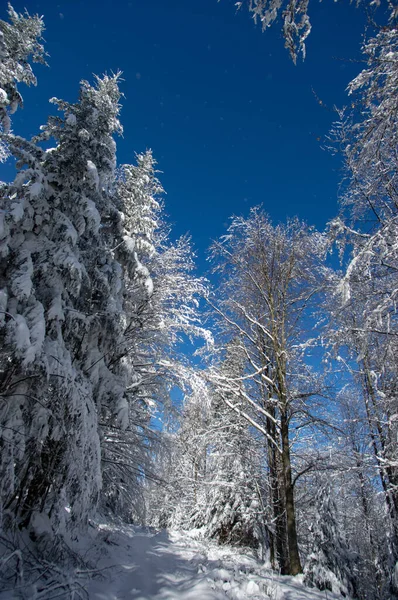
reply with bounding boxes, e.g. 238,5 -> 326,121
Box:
100,151 -> 208,521
0,74 -> 126,534
208,208 -> 327,575
329,24 -> 398,589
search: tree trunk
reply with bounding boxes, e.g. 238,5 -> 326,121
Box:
265,396 -> 289,573
281,410 -> 302,575
272,449 -> 289,573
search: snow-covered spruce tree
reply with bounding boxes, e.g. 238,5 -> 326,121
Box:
303,484 -> 356,597
99,150 -> 210,522
0,4 -> 45,160
117,151 -> 162,265
116,150 -> 210,352
96,150 -> 163,522
0,74 -> 129,539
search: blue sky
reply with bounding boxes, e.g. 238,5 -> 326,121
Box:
4,0 -> 376,271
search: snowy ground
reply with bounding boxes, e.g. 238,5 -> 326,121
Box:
85,524 -> 343,600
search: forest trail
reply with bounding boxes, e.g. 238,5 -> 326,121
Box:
87,525 -> 342,600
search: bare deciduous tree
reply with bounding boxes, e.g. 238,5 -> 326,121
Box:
207,208 -> 327,575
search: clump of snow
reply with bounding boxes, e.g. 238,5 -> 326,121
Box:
144,275 -> 154,297
134,252 -> 154,297
30,511 -> 53,538
10,198 -> 25,222
66,113 -> 77,126
87,160 -> 99,190
9,99 -> 19,114
14,314 -> 30,351
84,197 -> 101,233
245,579 -> 260,596
123,234 -> 135,252
116,397 -> 129,430
47,295 -> 65,321
2,112 -> 10,134
78,128 -> 90,141
11,254 -> 33,300
29,181 -> 43,198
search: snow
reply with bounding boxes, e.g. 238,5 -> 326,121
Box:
14,314 -> 30,351
2,112 -> 10,134
0,288 -> 7,323
144,275 -> 154,297
30,511 -> 53,538
116,397 -> 129,430
134,251 -> 154,297
87,160 -> 100,190
85,197 -> 101,232
83,524 -> 346,600
29,181 -> 43,198
9,99 -> 19,115
47,295 -> 65,321
66,113 -> 77,126
0,210 -> 5,239
10,198 -> 25,222
11,252 -> 33,299
123,235 -> 135,252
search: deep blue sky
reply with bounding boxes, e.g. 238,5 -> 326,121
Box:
3,0 -> 378,271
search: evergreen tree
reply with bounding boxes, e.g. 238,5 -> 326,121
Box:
303,485 -> 356,597
0,74 -> 125,534
100,150 -> 209,521
0,4 -> 45,159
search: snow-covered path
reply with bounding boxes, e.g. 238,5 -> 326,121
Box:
87,525 -> 342,600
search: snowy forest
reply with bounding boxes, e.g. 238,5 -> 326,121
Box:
0,1 -> 397,599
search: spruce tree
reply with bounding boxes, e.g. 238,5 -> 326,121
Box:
0,74 -> 125,534
303,485 -> 356,597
